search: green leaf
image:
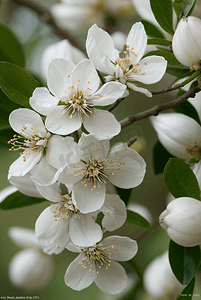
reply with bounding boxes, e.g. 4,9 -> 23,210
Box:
0,62 -> 40,108
116,187 -> 132,206
0,127 -> 15,148
141,20 -> 165,38
177,278 -> 195,300
126,210 -> 153,232
147,38 -> 172,46
0,23 -> 25,68
164,158 -> 200,200
169,240 -> 200,285
166,65 -> 191,78
173,91 -> 201,125
0,190 -> 47,210
174,0 -> 196,20
145,50 -> 182,66
150,0 -> 174,35
153,140 -> 174,175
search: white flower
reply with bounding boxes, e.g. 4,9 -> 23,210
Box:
8,227 -> 54,290
30,58 -> 126,139
144,252 -> 182,298
86,22 -> 167,97
150,113 -> 201,160
65,235 -> 138,294
54,134 -> 146,213
35,183 -> 103,248
159,197 -> 201,247
172,16 -> 201,70
40,39 -> 86,80
8,108 -> 51,179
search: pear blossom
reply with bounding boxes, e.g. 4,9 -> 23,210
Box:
144,252 -> 182,298
86,22 -> 167,97
30,58 -> 126,139
65,236 -> 138,294
159,197 -> 201,247
50,0 -> 132,32
53,134 -> 146,213
40,39 -> 86,80
8,227 -> 54,290
172,16 -> 201,70
35,183 -> 103,248
7,108 -> 51,179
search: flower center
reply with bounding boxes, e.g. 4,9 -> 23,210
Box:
50,195 -> 78,221
62,86 -> 93,117
81,245 -> 114,273
186,143 -> 201,160
8,125 -> 50,162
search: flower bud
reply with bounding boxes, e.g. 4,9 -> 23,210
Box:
9,248 -> 53,290
144,252 -> 181,298
172,16 -> 201,69
159,197 -> 201,247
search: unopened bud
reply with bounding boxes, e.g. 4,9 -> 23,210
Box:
159,197 -> 201,247
172,16 -> 201,69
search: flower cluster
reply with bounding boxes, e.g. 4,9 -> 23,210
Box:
4,21 -> 169,294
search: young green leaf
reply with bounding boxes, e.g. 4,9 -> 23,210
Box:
126,210 -> 153,232
141,20 -> 165,38
166,65 -> 191,78
150,0 -> 174,35
0,62 -> 40,108
0,89 -> 20,130
173,92 -> 201,125
0,190 -> 47,210
169,240 -> 200,286
164,158 -> 200,200
176,277 -> 195,300
0,23 -> 25,68
147,38 -> 172,46
174,0 -> 196,21
153,140 -> 174,175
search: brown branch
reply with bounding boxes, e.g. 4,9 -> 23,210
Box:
108,97 -> 125,112
127,136 -> 138,147
150,83 -> 182,95
120,86 -> 201,129
10,0 -> 86,54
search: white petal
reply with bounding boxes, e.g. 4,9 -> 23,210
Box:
9,173 -> 42,197
45,106 -> 82,135
72,180 -> 106,213
65,253 -> 96,290
108,157 -> 146,189
71,59 -> 100,94
101,194 -> 127,231
0,186 -> 18,203
83,109 -> 121,139
86,24 -> 118,74
130,56 -> 167,84
95,260 -> 127,295
47,58 -> 75,98
41,243 -> 65,255
46,135 -> 81,170
90,82 -> 126,106
8,227 -> 39,248
66,241 -> 82,253
34,182 -> 63,202
127,82 -> 152,97
30,87 -> 59,115
150,113 -> 201,159
78,133 -> 110,161
9,108 -> 46,136
69,214 -> 103,247
192,161 -> 201,190
35,207 -> 70,247
100,236 -> 138,261
8,150 -> 43,179
30,156 -> 58,186
127,22 -> 147,63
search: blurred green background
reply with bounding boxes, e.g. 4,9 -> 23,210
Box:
1,0 -> 201,299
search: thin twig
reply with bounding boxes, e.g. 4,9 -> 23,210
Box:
10,0 -> 86,54
127,136 -> 138,147
150,83 -> 182,95
120,86 -> 201,129
108,97 -> 125,112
